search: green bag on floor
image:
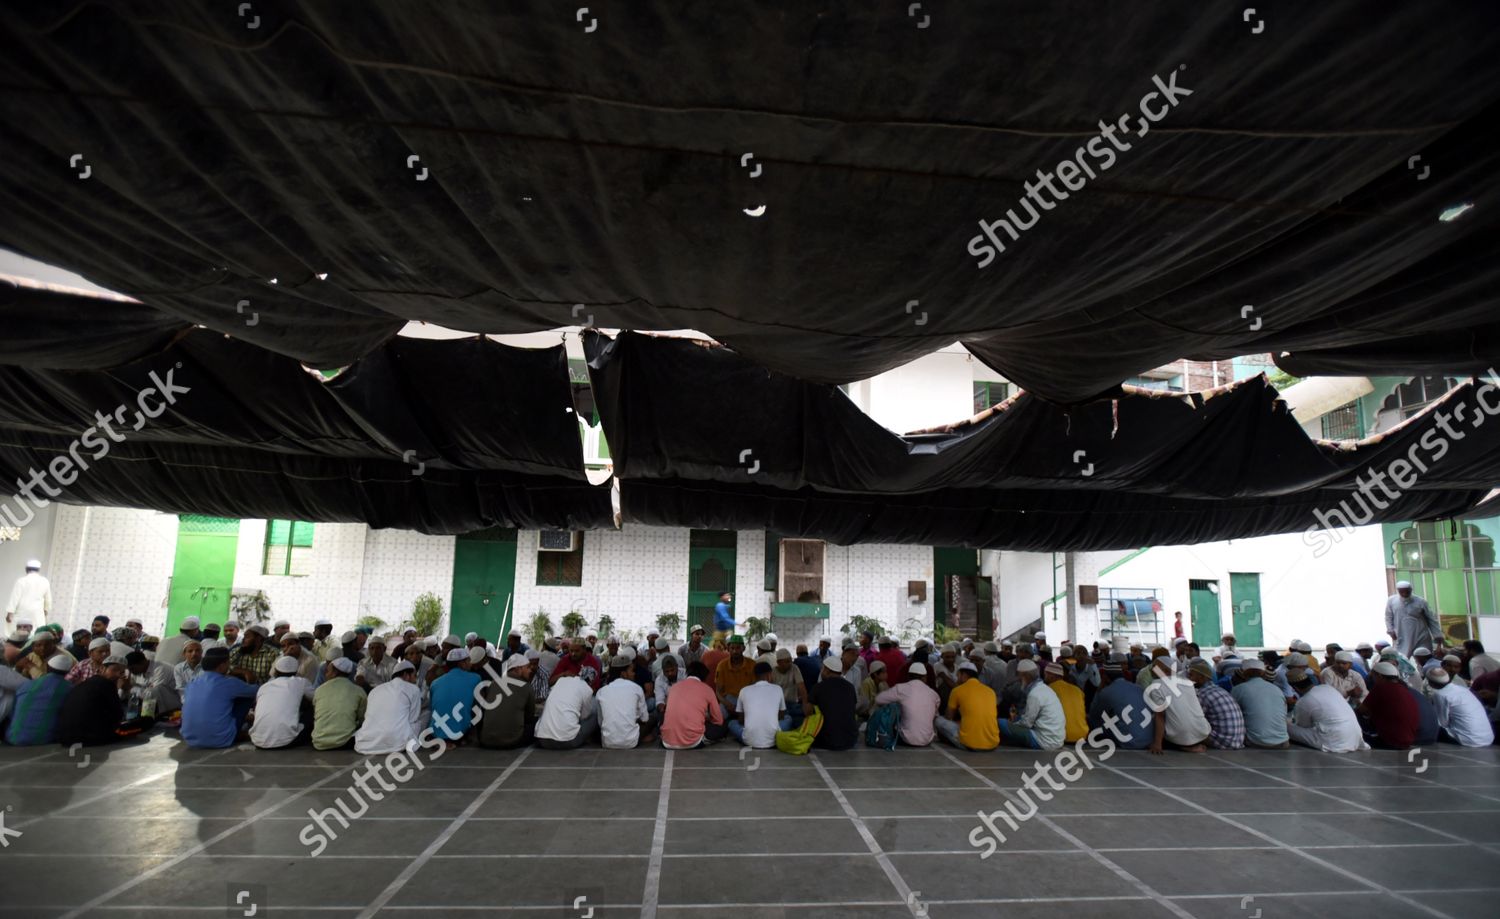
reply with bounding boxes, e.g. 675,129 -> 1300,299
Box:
774,705 -> 824,755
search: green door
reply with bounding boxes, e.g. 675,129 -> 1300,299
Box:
1187,579 -> 1220,646
1229,572 -> 1264,647
450,528 -> 518,642
167,516 -> 240,632
933,547 -> 980,630
688,530 -> 737,633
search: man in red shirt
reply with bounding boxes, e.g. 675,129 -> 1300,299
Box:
1174,611 -> 1185,640
660,661 -> 727,748
875,636 -> 909,685
1356,661 -> 1420,750
550,640 -> 603,690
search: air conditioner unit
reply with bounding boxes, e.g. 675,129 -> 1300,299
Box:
538,530 -> 579,552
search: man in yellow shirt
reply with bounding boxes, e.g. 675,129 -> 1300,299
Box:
1044,661 -> 1089,742
935,661 -> 999,751
714,635 -> 757,717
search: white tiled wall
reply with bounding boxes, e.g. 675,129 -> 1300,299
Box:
231,519 -> 368,628
45,506 -> 937,647
357,528 -> 457,632
49,505 -> 178,634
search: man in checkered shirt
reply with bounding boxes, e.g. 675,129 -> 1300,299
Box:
1187,659 -> 1245,749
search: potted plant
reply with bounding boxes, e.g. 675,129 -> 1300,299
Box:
655,612 -> 683,639
526,609 -> 553,648
560,610 -> 588,637
229,589 -> 272,624
406,591 -> 444,637
741,616 -> 771,643
596,614 -> 616,638
840,614 -> 886,640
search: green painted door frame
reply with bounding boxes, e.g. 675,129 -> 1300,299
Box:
689,530 -> 737,634
450,528 -> 518,642
167,516 -> 240,632
1187,579 -> 1220,646
1229,572 -> 1264,647
933,547 -> 979,630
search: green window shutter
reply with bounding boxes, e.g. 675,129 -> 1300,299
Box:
268,519 -> 292,545
290,521 -> 315,547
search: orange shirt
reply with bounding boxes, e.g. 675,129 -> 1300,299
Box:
715,655 -> 757,700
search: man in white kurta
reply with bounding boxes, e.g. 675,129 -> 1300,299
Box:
1385,581 -> 1441,658
354,661 -> 424,754
1287,683 -> 1369,752
1427,669 -> 1495,747
4,561 -> 50,625
250,656 -> 315,748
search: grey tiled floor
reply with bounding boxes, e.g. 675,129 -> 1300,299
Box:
0,735 -> 1496,917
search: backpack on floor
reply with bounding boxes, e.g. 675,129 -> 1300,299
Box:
865,702 -> 901,751
775,705 -> 824,755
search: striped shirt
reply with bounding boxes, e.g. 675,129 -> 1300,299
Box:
1195,682 -> 1246,749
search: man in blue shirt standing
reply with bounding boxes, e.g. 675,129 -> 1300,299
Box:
712,591 -> 735,646
181,646 -> 258,748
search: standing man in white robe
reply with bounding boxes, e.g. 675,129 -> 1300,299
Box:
5,560 -> 50,626
1385,580 -> 1441,658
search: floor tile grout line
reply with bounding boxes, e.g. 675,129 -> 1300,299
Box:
809,753 -> 924,917
1096,758 -> 1460,919
1305,746 -> 1500,806
0,748 -> 66,771
933,745 -> 1201,919
51,758 -> 367,919
1203,751 -> 1500,858
12,743 -> 242,830
356,747 -> 534,919
639,749 -> 674,919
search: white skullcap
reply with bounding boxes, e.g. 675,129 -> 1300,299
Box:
1396,580 -> 1412,589
273,620 -> 290,629
47,653 -> 73,670
1285,652 -> 1310,668
1428,669 -> 1450,685
822,657 -> 844,675
88,637 -> 111,651
958,660 -> 978,673
756,638 -> 772,650
465,632 -> 479,642
469,646 -> 488,665
524,648 -> 540,660
181,616 -> 200,629
775,648 -> 792,660
25,559 -> 41,568
1016,659 -> 1039,674
869,660 -> 887,672
508,628 -> 523,638
103,655 -> 128,666
392,660 -> 416,675
367,633 -> 387,646
1356,642 -> 1374,651
331,657 -> 355,674
443,635 -> 461,646
273,656 -> 299,674
110,641 -> 134,658
1372,661 -> 1399,677
914,638 -> 930,649
1413,647 -> 1432,657
314,619 -> 332,627
446,648 -> 468,662
505,653 -> 529,672
1443,654 -> 1462,665
1335,650 -> 1356,663
340,631 -> 358,643
907,662 -> 928,676
654,638 -> 670,650
1241,659 -> 1267,673
766,633 -> 778,642
1034,631 -> 1046,639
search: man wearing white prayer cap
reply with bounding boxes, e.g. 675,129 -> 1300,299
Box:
155,615 -> 200,668
1386,580 -> 1441,657
501,627 -> 529,661
1426,667 -> 1494,746
356,633 -> 396,689
4,559 -> 51,627
251,655 -> 315,749
312,655 -> 366,750
355,660 -> 424,754
1319,649 -> 1368,704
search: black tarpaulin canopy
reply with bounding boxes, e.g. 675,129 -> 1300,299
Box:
0,1 -> 1497,544
0,1 -> 1497,402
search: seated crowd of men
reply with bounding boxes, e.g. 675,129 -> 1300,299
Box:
1,616 -> 1496,755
